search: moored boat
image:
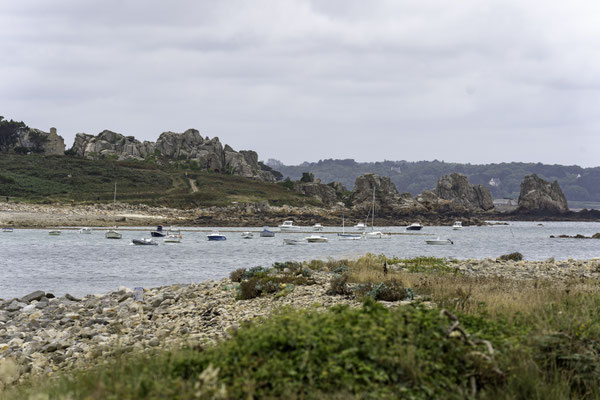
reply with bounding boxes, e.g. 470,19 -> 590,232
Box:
366,231 -> 391,239
79,227 -> 93,234
105,229 -> 122,239
150,225 -> 166,237
132,238 -> 158,246
313,223 -> 324,231
425,237 -> 453,245
354,222 -> 366,231
452,221 -> 463,230
283,238 -> 305,245
163,234 -> 182,243
305,235 -> 328,243
260,227 -> 275,237
241,232 -> 254,239
406,223 -> 423,231
207,232 -> 227,241
278,220 -> 295,231
48,230 -> 61,236
2,227 -> 14,232
338,233 -> 362,240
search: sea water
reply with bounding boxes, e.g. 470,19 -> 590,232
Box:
1,221 -> 599,298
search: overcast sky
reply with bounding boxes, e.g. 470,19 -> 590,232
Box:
1,1 -> 599,167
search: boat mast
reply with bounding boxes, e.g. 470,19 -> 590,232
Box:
371,187 -> 375,231
113,181 -> 117,206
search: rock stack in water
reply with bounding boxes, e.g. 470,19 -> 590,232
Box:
517,174 -> 569,214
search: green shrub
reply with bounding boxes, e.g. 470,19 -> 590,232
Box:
498,252 -> 523,262
229,268 -> 246,283
327,273 -> 352,296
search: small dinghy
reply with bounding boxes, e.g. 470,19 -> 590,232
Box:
132,238 -> 158,246
338,233 -> 362,240
407,223 -> 423,231
163,234 -> 182,243
105,229 -> 122,239
365,231 -> 391,239
283,238 -> 306,245
260,227 -> 275,237
313,223 -> 324,231
425,237 -> 454,245
207,232 -> 226,241
48,230 -> 61,236
2,227 -> 14,232
79,227 -> 93,234
241,232 -> 254,239
305,235 -> 328,243
452,221 -> 463,230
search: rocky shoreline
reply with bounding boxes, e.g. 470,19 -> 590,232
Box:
1,257 -> 600,388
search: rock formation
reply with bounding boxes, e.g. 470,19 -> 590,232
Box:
71,130 -> 154,160
517,174 -> 569,213
69,129 -> 276,181
434,173 -> 494,211
350,174 -> 405,213
15,127 -> 66,155
292,173 -> 340,205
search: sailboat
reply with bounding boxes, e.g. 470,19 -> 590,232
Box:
338,213 -> 362,240
365,187 -> 391,239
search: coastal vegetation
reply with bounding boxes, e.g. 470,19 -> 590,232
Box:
5,255 -> 600,399
0,154 -> 317,208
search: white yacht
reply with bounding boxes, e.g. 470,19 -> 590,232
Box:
425,237 -> 454,245
452,221 -> 463,230
79,227 -> 93,234
406,223 -> 423,231
278,220 -> 295,231
312,223 -> 324,231
48,230 -> 61,236
354,222 -> 366,231
241,232 -> 254,239
164,234 -> 182,243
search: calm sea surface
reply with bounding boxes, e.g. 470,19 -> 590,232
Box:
1,221 -> 599,299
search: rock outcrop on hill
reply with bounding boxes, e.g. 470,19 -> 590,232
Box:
434,173 -> 494,211
517,174 -> 569,213
70,129 -> 276,181
292,173 -> 340,206
349,174 -> 404,212
12,127 -> 66,155
71,130 -> 154,160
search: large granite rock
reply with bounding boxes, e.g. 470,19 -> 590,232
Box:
349,174 -> 403,212
517,174 -> 569,213
71,130 -> 154,160
434,173 -> 494,211
293,181 -> 339,206
16,127 -> 65,155
69,129 -> 276,181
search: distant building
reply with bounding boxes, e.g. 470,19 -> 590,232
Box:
489,178 -> 500,187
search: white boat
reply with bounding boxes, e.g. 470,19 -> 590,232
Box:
406,223 -> 423,231
106,229 -> 122,239
48,230 -> 61,236
79,227 -> 93,234
2,227 -> 14,232
241,232 -> 254,239
425,237 -> 454,245
338,213 -> 362,240
207,233 -> 226,241
167,226 -> 180,235
452,221 -> 463,230
313,223 -> 323,231
283,238 -> 305,245
305,235 -> 328,243
163,234 -> 181,243
338,233 -> 362,240
366,231 -> 391,239
365,188 -> 391,239
278,220 -> 295,231
132,238 -> 158,246
354,222 -> 366,231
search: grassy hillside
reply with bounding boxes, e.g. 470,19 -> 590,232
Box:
0,155 -> 316,208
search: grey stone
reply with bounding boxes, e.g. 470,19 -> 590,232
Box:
20,291 -> 46,303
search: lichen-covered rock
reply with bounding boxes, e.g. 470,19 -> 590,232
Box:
16,127 -> 65,155
69,129 -> 276,181
517,174 -> 569,213
435,173 -> 494,211
350,174 -> 403,212
293,182 -> 338,205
